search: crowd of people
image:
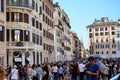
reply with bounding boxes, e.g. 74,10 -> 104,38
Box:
0,56 -> 120,80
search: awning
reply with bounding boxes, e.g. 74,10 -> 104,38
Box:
14,57 -> 22,62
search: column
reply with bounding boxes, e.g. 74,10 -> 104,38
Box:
22,52 -> 25,65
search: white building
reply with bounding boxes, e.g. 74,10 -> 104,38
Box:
87,17 -> 120,58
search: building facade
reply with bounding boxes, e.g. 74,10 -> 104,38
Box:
70,32 -> 85,59
6,0 -> 43,66
87,17 -> 120,58
3,0 -> 73,66
42,0 -> 54,62
60,10 -> 71,61
0,0 -> 6,66
53,5 -> 64,61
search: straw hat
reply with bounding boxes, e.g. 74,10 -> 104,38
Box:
13,65 -> 17,68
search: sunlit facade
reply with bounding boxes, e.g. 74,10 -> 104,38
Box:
0,0 -> 6,66
42,0 -> 55,62
6,0 -> 43,65
87,17 -> 120,58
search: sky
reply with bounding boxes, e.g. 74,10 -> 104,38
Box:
53,0 -> 120,49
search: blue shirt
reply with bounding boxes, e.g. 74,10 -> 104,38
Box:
86,63 -> 99,80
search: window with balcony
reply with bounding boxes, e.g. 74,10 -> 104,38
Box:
24,0 -> 29,7
0,25 -> 4,41
0,0 -> 4,12
11,12 -> 29,23
11,0 -> 22,6
12,30 -> 23,41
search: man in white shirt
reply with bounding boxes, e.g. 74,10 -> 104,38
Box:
78,61 -> 85,80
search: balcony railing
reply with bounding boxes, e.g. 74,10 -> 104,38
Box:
7,1 -> 32,9
6,41 -> 34,49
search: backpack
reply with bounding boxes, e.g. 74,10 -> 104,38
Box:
99,63 -> 109,75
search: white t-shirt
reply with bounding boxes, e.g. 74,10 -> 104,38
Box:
79,63 -> 85,72
52,66 -> 58,72
11,68 -> 18,79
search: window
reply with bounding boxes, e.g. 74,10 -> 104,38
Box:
6,29 -> 10,41
106,38 -> 108,42
14,30 -> 20,41
112,38 -> 115,43
56,30 -> 60,37
39,23 -> 42,30
95,28 -> 98,31
105,27 -> 107,31
89,33 -> 93,38
36,3 -> 38,12
100,27 -> 103,31
101,51 -> 103,54
24,0 -> 29,7
0,25 -> 4,41
24,13 -> 29,23
100,32 -> 104,36
89,28 -> 92,32
58,11 -> 61,17
111,26 -> 115,30
24,30 -> 29,41
6,12 -> 10,21
32,18 -> 35,26
95,33 -> 99,36
117,33 -> 120,38
112,51 -> 116,54
39,6 -> 42,15
96,39 -> 98,43
112,31 -> 115,35
36,21 -> 38,29
32,0 -> 35,9
40,36 -> 42,45
32,33 -> 35,43
0,0 -> 4,12
0,56 -> 4,66
105,32 -> 109,35
106,51 -> 108,54
11,12 -> 25,22
101,38 -> 103,42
